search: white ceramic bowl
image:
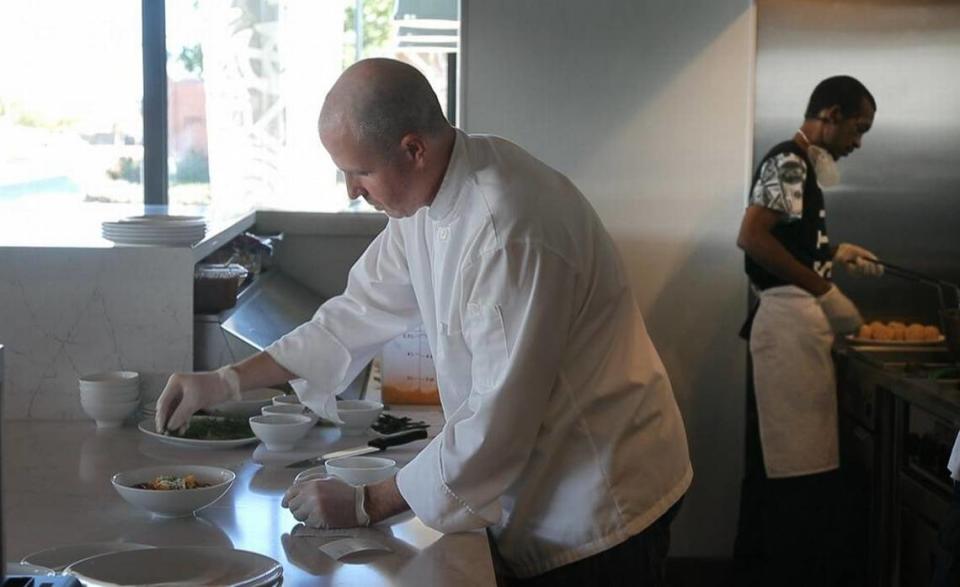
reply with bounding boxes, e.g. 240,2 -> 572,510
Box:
80,397 -> 140,428
111,465 -> 235,517
272,393 -> 301,407
78,371 -> 140,388
205,387 -> 280,418
324,456 -> 397,486
261,404 -> 307,417
80,387 -> 139,404
248,414 -> 313,451
336,400 -> 383,435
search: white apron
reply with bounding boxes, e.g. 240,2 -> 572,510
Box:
948,432 -> 960,481
750,285 -> 839,478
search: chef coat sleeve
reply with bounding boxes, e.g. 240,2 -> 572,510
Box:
265,222 -> 421,418
749,152 -> 807,221
396,241 -> 578,533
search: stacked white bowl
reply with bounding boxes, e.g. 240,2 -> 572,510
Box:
79,371 -> 141,428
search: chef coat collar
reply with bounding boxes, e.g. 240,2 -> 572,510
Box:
428,129 -> 469,222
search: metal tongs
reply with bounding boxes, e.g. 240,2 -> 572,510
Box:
869,258 -> 960,331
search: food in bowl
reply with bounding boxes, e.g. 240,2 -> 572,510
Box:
112,465 -> 235,517
133,475 -> 212,490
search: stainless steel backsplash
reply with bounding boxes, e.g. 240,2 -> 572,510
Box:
755,0 -> 960,325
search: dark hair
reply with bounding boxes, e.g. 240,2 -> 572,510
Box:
804,75 -> 876,119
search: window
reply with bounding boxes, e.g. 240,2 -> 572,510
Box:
0,2 -> 144,206
1,0 -> 459,212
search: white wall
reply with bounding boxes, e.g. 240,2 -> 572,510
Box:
461,0 -> 755,557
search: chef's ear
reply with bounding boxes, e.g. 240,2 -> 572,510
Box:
399,133 -> 427,166
822,105 -> 844,124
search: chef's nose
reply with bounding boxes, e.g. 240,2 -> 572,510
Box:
345,178 -> 364,200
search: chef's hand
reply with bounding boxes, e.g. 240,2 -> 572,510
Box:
817,284 -> 864,335
155,366 -> 241,435
834,243 -> 883,277
282,477 -> 370,529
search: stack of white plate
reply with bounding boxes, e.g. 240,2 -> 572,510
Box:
102,215 -> 206,246
79,371 -> 141,428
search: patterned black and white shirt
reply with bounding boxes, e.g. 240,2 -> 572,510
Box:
744,141 -> 832,290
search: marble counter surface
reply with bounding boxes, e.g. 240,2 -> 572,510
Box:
2,407 -> 496,586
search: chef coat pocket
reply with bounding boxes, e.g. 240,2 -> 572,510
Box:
463,303 -> 509,393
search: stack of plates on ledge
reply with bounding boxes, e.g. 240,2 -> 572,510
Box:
102,215 -> 206,246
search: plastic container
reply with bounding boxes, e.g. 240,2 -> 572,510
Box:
381,327 -> 439,405
193,263 -> 248,314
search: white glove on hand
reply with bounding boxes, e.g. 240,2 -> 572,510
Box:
155,366 -> 241,435
834,243 -> 883,277
282,477 -> 371,529
818,285 -> 864,335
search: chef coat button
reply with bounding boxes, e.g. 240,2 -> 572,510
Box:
438,227 -> 450,241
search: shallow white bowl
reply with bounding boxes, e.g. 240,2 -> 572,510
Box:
249,414 -> 313,451
111,465 -> 235,517
78,371 -> 140,387
272,393 -> 302,407
336,400 -> 383,435
324,456 -> 397,486
81,397 -> 140,428
205,387 -> 279,418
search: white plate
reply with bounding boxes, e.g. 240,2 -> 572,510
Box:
138,417 -> 259,449
22,542 -> 154,572
204,388 -> 281,418
108,215 -> 205,225
845,334 -> 946,346
65,547 -> 281,587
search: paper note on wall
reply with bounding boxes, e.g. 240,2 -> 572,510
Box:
381,326 -> 439,405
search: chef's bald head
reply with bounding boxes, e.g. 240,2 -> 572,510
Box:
320,58 -> 449,158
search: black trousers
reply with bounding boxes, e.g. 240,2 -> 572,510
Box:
932,481 -> 960,587
731,354 -> 862,587
493,498 -> 683,587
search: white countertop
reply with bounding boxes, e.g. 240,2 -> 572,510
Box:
2,406 -> 496,586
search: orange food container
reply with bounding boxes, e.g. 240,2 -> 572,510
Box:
381,327 -> 439,405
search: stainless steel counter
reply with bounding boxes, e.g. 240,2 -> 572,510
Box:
2,407 -> 496,586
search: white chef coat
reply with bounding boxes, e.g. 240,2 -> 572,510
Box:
750,285 -> 839,478
266,130 -> 692,578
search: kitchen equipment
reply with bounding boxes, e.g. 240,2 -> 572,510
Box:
941,308 -> 960,364
285,428 -> 428,469
111,465 -> 235,517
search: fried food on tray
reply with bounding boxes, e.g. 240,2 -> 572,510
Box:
854,320 -> 941,342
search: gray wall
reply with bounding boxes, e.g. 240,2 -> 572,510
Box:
461,0 -> 755,557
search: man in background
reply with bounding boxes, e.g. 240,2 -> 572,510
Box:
734,75 -> 883,586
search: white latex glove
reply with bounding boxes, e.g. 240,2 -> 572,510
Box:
834,243 -> 883,277
155,366 -> 241,435
817,284 -> 864,335
282,477 -> 370,529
